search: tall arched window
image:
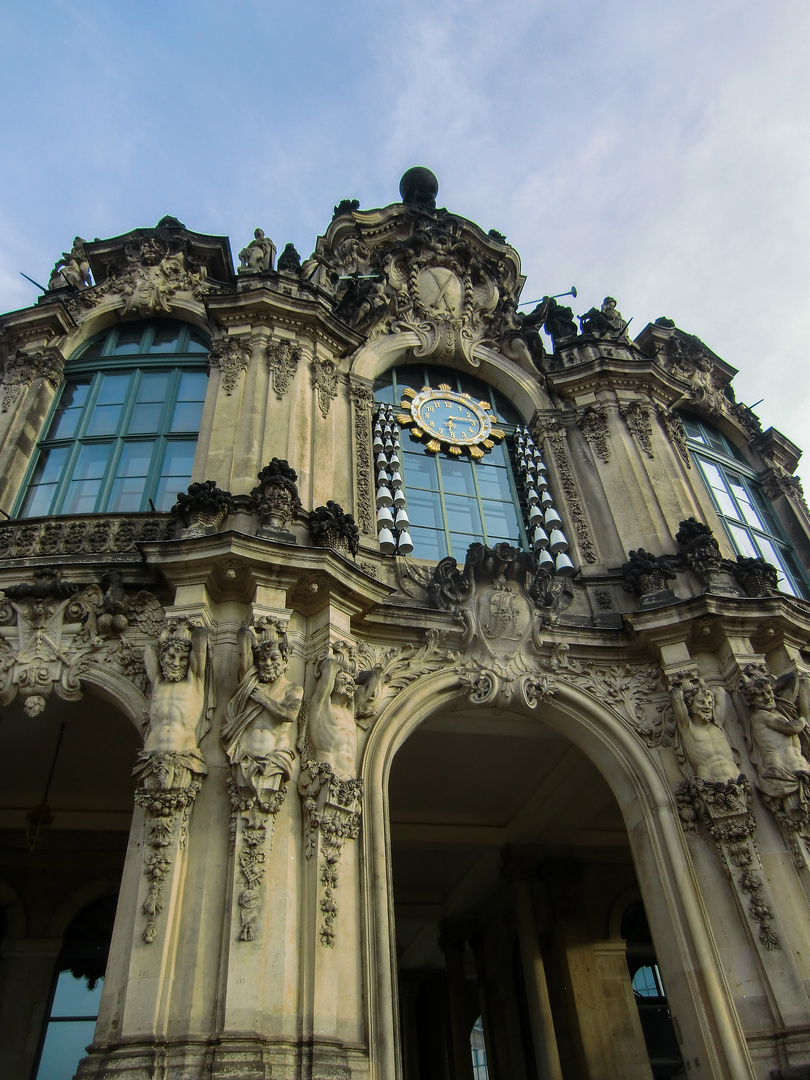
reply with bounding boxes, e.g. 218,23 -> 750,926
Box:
375,366 -> 526,561
681,414 -> 808,597
17,320 -> 209,518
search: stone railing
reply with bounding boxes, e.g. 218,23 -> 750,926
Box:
0,514 -> 174,560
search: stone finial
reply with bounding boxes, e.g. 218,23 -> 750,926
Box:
309,501 -> 360,557
252,459 -> 301,536
171,480 -> 234,537
621,548 -> 677,605
399,166 -> 439,210
732,555 -> 779,597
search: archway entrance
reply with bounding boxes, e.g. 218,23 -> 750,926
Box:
388,697 -> 679,1080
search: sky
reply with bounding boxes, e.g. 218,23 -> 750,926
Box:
1,0 -> 808,485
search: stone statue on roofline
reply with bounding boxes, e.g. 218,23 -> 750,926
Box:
47,237 -> 92,290
238,228 -> 276,272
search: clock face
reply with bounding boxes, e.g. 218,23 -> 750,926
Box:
397,384 -> 505,459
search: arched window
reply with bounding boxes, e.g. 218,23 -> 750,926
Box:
681,414 -> 808,597
18,320 -> 209,518
622,902 -> 682,1079
375,366 -> 526,561
34,895 -> 117,1080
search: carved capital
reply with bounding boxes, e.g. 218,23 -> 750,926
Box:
208,335 -> 251,395
620,400 -> 654,458
577,405 -> 610,462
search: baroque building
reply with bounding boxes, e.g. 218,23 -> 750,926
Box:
2,168 -> 810,1080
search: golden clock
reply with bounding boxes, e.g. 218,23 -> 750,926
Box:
397,384 -> 505,458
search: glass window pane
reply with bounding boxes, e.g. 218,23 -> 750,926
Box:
95,374 -> 130,405
444,494 -> 482,535
188,330 -> 210,353
481,500 -> 521,539
441,457 -> 476,496
107,477 -> 147,513
449,532 -> 477,559
402,450 -> 438,489
115,443 -> 154,478
47,381 -> 90,440
177,371 -> 208,402
128,403 -> 163,434
36,1020 -> 97,1080
727,523 -> 758,558
149,322 -> 182,353
137,372 -> 171,403
111,325 -> 145,355
680,415 -> 704,440
72,443 -> 111,481
409,526 -> 445,561
729,480 -> 763,529
406,489 -> 445,530
169,400 -> 205,433
51,971 -> 104,1018
476,465 -> 513,501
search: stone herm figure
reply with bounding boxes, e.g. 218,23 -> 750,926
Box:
670,677 -> 739,783
134,619 -> 209,794
739,669 -> 810,815
307,652 -> 381,781
238,227 -> 275,272
222,618 -> 303,806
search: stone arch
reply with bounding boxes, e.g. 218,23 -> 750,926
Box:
349,336 -> 547,426
360,668 -> 756,1080
0,878 -> 26,939
77,667 -> 148,736
47,878 -> 119,939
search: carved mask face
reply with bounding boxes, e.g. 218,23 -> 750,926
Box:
258,646 -> 285,684
335,669 -> 356,700
160,641 -> 190,681
690,688 -> 714,723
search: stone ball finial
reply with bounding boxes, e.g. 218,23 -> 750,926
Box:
399,167 -> 439,209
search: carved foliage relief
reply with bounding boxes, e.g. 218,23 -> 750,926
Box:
267,340 -> 301,399
532,417 -> 597,563
1,348 -> 65,412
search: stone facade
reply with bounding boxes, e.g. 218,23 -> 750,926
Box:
2,172 -> 810,1080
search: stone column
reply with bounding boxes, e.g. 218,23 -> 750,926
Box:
509,869 -> 563,1080
0,937 -> 61,1079
438,923 -> 474,1080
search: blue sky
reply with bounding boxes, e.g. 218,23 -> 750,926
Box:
2,0 -> 809,486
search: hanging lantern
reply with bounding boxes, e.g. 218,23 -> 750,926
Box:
378,527 -> 396,554
555,551 -> 575,576
397,530 -> 414,555
548,529 -> 568,554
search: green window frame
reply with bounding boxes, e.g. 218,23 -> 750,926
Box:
680,413 -> 808,598
375,366 -> 526,561
17,320 -> 209,519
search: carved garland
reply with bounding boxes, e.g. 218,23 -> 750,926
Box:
312,357 -> 340,418
656,407 -> 691,467
620,401 -> 654,459
1,348 -> 65,412
267,340 -> 302,399
577,405 -> 610,462
531,418 -> 597,563
209,336 -> 251,396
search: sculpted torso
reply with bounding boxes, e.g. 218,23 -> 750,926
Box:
309,658 -> 358,781
241,675 -> 303,759
143,635 -> 206,754
673,684 -> 738,783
